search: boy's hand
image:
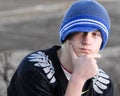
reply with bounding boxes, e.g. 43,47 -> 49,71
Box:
67,41 -> 101,80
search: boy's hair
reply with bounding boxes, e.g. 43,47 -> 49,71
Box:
62,32 -> 78,43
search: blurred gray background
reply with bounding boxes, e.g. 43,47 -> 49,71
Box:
0,0 -> 120,96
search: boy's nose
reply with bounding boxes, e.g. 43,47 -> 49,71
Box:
82,33 -> 92,45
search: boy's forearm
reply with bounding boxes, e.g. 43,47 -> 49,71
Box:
65,73 -> 86,96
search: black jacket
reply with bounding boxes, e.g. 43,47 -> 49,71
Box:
7,46 -> 113,96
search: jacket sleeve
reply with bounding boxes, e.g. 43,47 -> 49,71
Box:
7,68 -> 55,96
105,79 -> 114,96
17,69 -> 54,96
8,51 -> 57,96
89,68 -> 114,96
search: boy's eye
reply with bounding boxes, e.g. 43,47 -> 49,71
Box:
93,32 -> 101,37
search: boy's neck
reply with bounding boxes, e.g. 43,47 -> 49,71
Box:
57,47 -> 73,73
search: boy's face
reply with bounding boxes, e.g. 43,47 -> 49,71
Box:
67,30 -> 102,56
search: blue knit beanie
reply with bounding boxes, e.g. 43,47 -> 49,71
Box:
59,0 -> 110,50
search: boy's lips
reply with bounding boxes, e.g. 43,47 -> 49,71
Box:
79,48 -> 92,54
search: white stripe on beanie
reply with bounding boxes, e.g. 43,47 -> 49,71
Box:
60,19 -> 108,40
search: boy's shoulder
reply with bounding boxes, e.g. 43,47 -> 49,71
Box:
92,68 -> 112,94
